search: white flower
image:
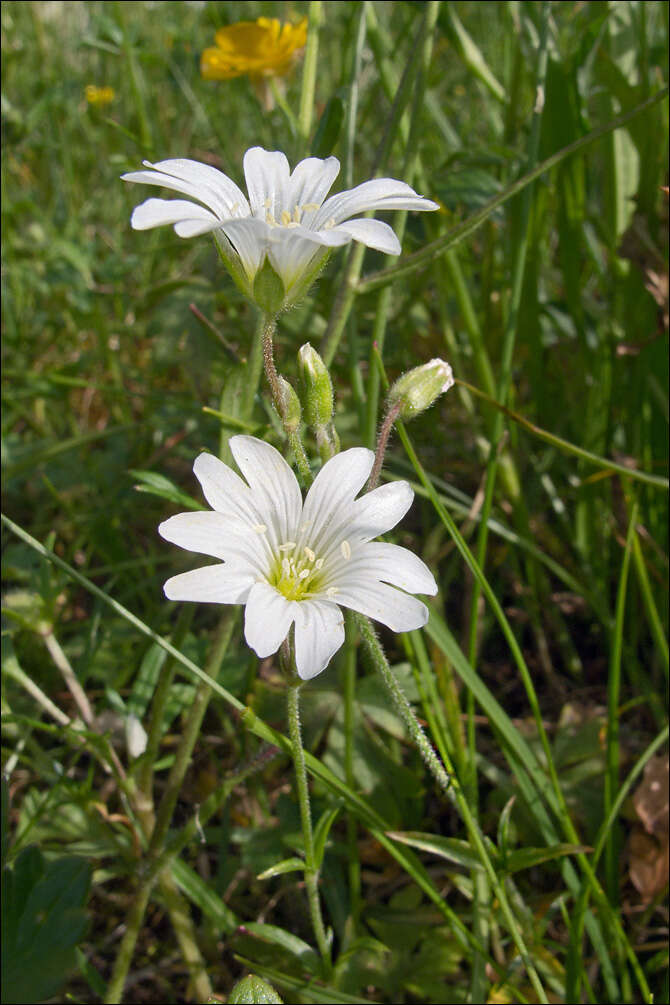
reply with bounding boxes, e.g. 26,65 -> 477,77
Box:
158,436 -> 437,681
122,147 -> 439,308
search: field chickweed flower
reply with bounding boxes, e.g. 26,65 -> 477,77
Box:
122,147 -> 439,311
200,17 -> 308,81
159,436 -> 437,681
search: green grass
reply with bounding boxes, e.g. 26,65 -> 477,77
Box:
2,2 -> 668,1003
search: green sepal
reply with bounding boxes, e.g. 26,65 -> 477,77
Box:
252,257 -> 285,315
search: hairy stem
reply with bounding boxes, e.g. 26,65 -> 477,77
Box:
262,315 -> 313,485
286,681 -> 332,975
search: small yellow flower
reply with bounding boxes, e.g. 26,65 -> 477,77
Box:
85,85 -> 115,107
200,17 -> 307,81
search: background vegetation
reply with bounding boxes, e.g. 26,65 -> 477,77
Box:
2,1 -> 668,1002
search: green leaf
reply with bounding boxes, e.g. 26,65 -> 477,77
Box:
128,469 -> 205,510
241,922 -> 320,973
387,831 -> 487,871
228,974 -> 283,1004
313,806 -> 340,870
256,857 -> 305,881
127,642 -> 167,720
1,778 -> 9,870
311,93 -> 345,158
504,844 -> 591,875
2,847 -> 91,1004
442,5 -> 506,102
171,858 -> 238,934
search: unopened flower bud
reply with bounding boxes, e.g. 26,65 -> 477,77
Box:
387,358 -> 454,419
297,342 -> 334,427
277,376 -> 301,432
252,256 -> 285,315
125,714 -> 148,759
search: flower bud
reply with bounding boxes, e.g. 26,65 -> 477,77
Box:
252,256 -> 285,315
297,343 -> 334,427
125,713 -> 148,759
387,358 -> 454,419
277,376 -> 301,432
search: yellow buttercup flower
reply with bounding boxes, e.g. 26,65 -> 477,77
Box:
200,17 -> 307,81
85,85 -> 115,107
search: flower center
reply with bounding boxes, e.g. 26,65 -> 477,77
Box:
263,201 -> 321,229
269,541 -> 327,601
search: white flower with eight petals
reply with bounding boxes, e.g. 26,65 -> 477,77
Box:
122,147 -> 438,309
159,436 -> 437,680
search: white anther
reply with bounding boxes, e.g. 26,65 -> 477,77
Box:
279,542 -> 296,552
282,558 -> 291,578
252,524 -> 267,534
324,217 -> 336,230
326,587 -> 339,597
292,205 -> 301,223
304,547 -> 316,562
315,558 -> 324,570
340,540 -> 351,560
302,202 -> 320,212
298,569 -> 310,580
265,211 -> 277,226
281,210 -> 291,226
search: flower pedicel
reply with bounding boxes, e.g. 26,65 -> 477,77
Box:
122,147 -> 438,311
159,436 -> 437,681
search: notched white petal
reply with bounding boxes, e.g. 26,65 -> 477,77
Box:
293,600 -> 345,680
346,543 -> 438,595
164,564 -> 252,604
244,582 -> 296,658
349,480 -> 414,540
335,218 -> 401,255
334,580 -> 430,633
130,198 -> 218,232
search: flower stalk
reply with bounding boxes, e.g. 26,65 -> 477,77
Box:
298,2 -> 322,141
286,677 -> 332,975
261,316 -> 313,485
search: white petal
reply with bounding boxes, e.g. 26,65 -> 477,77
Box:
243,147 -> 291,218
174,217 -> 226,238
220,217 -> 271,281
130,198 -> 219,232
287,156 -> 340,212
164,564 -> 253,604
300,448 -> 374,553
244,582 -> 296,658
348,480 -> 414,540
316,178 -> 439,228
229,436 -> 303,545
147,158 -> 250,214
293,600 -> 345,680
264,225 -> 348,291
122,158 -> 249,218
158,511 -> 266,570
338,542 -> 438,595
334,218 -> 401,255
334,580 -> 429,632
268,236 -> 329,292
193,453 -> 255,517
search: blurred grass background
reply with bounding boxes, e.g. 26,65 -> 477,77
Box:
1,2 -> 668,1003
